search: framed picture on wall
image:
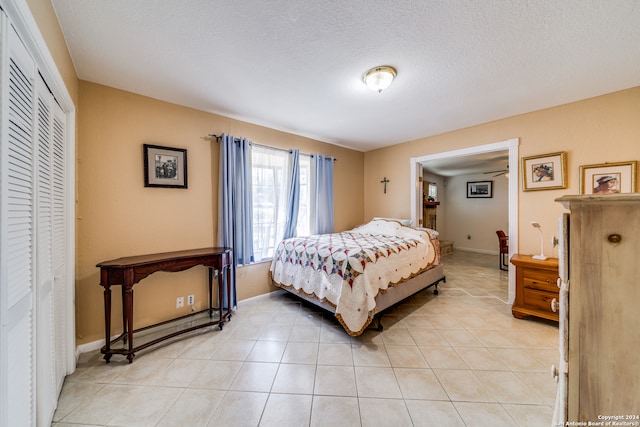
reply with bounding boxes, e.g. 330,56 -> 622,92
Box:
143,144 -> 188,188
522,151 -> 567,191
467,180 -> 493,198
579,161 -> 637,194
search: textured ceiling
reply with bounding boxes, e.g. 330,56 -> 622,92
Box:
52,0 -> 640,153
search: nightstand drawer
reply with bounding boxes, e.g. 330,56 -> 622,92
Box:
523,269 -> 559,293
511,254 -> 559,322
523,288 -> 556,313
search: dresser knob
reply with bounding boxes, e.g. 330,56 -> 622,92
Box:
556,278 -> 561,289
551,298 -> 558,312
608,234 -> 622,243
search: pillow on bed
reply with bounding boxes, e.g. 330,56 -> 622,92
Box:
353,219 -> 430,243
372,217 -> 413,227
415,226 -> 439,240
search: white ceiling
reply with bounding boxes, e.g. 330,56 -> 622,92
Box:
51,0 -> 640,154
422,151 -> 509,178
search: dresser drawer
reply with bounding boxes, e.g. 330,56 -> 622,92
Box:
523,268 -> 559,292
523,288 -> 556,313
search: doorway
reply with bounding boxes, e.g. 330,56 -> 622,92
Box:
409,138 -> 519,303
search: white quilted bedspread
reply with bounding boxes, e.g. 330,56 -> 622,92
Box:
269,220 -> 438,335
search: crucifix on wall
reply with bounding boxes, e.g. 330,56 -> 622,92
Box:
381,177 -> 390,193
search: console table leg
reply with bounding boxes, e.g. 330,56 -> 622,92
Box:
102,281 -> 112,363
208,268 -> 214,318
218,265 -> 233,322
225,265 -> 233,321
124,268 -> 135,361
121,284 -> 127,344
218,266 -> 224,323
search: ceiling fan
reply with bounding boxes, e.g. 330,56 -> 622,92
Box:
484,165 -> 509,177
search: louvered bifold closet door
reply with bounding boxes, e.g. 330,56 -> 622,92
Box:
0,22 -> 37,427
35,74 -> 57,425
51,97 -> 68,395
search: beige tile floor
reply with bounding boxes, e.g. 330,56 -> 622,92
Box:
52,250 -> 559,426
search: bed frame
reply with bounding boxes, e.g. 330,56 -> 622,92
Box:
279,263 -> 446,333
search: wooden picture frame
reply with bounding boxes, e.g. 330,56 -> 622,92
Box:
522,151 -> 567,191
579,161 -> 637,195
467,180 -> 493,198
143,144 -> 188,188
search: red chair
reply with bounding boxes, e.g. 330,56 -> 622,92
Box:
496,230 -> 509,271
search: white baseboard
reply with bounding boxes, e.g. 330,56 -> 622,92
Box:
75,290 -> 286,357
75,335 -> 119,358
454,247 -> 500,256
237,289 -> 286,308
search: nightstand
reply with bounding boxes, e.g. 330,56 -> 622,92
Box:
510,254 -> 559,321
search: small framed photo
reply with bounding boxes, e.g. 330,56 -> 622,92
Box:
143,144 -> 188,188
522,151 -> 567,191
467,180 -> 493,198
579,161 -> 637,195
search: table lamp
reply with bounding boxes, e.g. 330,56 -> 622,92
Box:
531,221 -> 547,260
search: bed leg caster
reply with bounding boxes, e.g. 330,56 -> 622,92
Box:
434,288 -> 439,295
371,317 -> 384,332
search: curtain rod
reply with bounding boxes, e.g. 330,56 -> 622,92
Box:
208,134 -> 336,161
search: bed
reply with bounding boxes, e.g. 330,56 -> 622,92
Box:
269,218 -> 445,336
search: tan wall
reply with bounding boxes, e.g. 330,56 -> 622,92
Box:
365,87 -> 640,257
75,81 -> 364,344
26,0 -> 79,105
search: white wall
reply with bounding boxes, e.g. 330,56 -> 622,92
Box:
442,173 -> 509,253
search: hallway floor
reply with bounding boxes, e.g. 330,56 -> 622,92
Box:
52,250 -> 559,426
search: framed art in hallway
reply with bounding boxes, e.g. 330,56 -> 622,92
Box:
143,144 -> 188,188
579,160 -> 637,194
467,180 -> 493,198
522,151 -> 567,191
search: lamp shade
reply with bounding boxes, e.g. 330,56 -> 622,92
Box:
363,66 -> 397,92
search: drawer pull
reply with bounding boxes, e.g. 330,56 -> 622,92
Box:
551,298 -> 558,312
608,234 -> 622,243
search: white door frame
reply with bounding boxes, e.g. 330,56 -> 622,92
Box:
410,138 -> 519,303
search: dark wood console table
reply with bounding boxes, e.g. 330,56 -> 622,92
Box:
97,247 -> 233,363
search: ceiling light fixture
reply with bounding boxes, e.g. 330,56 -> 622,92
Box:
363,66 -> 397,93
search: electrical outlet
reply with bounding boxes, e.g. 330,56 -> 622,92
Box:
176,296 -> 184,308
187,294 -> 194,306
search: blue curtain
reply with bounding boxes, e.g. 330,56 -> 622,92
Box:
282,149 -> 300,239
219,134 -> 253,308
313,154 -> 335,234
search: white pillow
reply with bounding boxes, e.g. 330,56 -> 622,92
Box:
372,217 -> 413,227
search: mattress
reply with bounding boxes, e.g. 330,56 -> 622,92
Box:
269,219 -> 441,335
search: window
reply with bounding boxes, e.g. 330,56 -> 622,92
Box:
428,182 -> 438,201
251,146 -> 311,261
296,154 -> 311,237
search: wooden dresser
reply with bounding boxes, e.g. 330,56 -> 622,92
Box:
510,254 -> 559,321
556,194 -> 640,423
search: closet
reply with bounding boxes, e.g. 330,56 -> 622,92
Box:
0,5 -> 75,426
